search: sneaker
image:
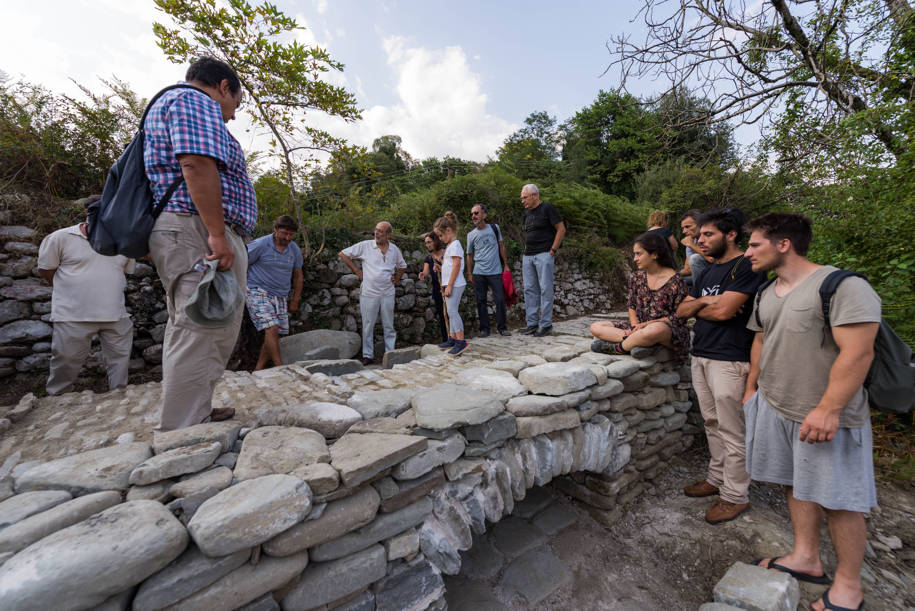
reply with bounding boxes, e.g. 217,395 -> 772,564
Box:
705,499 -> 749,524
478,330 -> 490,338
520,325 -> 538,335
498,329 -> 512,336
591,339 -> 613,354
438,338 -> 455,349
683,480 -> 719,497
533,325 -> 553,337
448,340 -> 468,356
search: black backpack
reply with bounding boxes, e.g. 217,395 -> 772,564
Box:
754,270 -> 915,414
87,84 -> 204,258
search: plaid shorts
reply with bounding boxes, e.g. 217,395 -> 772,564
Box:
245,287 -> 289,334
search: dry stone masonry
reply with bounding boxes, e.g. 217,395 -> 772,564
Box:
0,320 -> 700,610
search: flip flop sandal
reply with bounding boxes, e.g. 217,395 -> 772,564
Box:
752,558 -> 831,584
815,587 -> 864,611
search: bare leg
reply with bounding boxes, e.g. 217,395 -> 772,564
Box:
812,509 -> 866,611
758,486 -> 826,577
254,326 -> 281,370
620,321 -> 673,351
590,321 -> 628,342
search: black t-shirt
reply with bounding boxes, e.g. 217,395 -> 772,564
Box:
646,227 -> 676,261
690,255 -> 767,361
523,201 -> 562,255
424,254 -> 442,293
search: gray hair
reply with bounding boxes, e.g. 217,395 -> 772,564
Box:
522,184 -> 539,196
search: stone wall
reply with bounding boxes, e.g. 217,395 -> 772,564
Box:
0,339 -> 699,610
0,225 -> 620,382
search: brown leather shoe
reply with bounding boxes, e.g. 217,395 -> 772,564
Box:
361,357 -> 374,366
705,499 -> 749,524
208,407 -> 235,422
684,480 -> 719,497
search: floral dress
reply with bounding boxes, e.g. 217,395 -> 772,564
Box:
614,270 -> 691,363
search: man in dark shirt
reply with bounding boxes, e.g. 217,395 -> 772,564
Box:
676,208 -> 767,524
520,184 -> 565,336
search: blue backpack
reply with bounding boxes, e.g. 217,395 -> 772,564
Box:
754,269 -> 915,414
87,84 -> 204,258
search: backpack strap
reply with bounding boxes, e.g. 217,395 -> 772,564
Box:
142,84 -> 207,218
753,277 -> 776,329
818,269 -> 867,345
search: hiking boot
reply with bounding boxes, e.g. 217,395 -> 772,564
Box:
684,480 -> 719,497
520,325 -> 538,335
208,407 -> 235,422
438,338 -> 455,349
533,325 -> 553,337
448,340 -> 468,356
705,499 -> 749,524
591,339 -> 613,354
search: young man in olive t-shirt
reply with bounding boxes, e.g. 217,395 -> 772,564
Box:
675,208 -> 766,524
520,184 -> 565,337
743,213 -> 880,611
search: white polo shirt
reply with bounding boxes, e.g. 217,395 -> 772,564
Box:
37,224 -> 135,322
341,239 -> 406,298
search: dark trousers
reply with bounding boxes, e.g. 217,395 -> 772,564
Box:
473,274 -> 507,333
431,289 -> 448,342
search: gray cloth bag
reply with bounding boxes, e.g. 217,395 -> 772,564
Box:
184,259 -> 243,328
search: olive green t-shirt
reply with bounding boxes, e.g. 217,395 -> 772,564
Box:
747,266 -> 881,427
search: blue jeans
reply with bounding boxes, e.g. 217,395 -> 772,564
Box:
360,294 -> 396,358
522,252 -> 555,328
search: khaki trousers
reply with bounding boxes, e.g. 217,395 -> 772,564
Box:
149,212 -> 247,431
47,318 -> 133,395
691,356 -> 751,504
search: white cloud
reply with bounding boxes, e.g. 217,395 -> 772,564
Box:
315,0 -> 328,14
316,36 -> 515,162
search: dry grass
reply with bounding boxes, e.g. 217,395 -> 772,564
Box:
872,412 -> 915,486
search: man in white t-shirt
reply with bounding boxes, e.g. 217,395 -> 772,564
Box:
37,201 -> 136,395
339,222 -> 407,365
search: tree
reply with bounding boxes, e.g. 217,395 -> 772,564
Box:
609,0 -> 915,170
153,0 -> 361,235
496,111 -> 563,180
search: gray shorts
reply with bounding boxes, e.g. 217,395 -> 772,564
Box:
744,392 -> 877,513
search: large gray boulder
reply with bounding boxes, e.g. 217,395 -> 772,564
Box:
453,368 -> 528,402
128,442 -> 221,486
0,491 -> 121,554
14,443 -> 152,495
0,321 -> 51,344
0,490 -> 72,528
280,329 -> 361,362
187,474 -> 312,557
347,389 -> 416,420
132,546 -> 249,611
412,384 -> 505,430
254,402 -> 362,438
330,432 -> 427,488
233,426 -> 329,482
518,362 -> 597,396
282,545 -> 386,610
0,501 -> 188,611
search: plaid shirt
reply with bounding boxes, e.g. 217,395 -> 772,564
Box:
143,83 -> 257,234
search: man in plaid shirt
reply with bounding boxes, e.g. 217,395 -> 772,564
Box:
144,57 -> 257,430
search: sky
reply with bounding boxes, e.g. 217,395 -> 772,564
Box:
0,0 -> 754,165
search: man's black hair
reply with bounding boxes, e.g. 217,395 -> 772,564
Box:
697,207 -> 747,243
274,215 -> 299,232
745,212 -> 813,256
185,57 -> 241,95
681,209 -> 703,223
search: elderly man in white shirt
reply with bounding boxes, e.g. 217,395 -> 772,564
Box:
339,221 -> 407,365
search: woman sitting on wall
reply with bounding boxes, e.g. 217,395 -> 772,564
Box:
418,231 -> 448,344
590,232 -> 690,363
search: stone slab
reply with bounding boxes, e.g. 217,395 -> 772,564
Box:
127,481 -> 174,503
605,359 -> 642,379
518,362 -> 597,396
511,485 -> 554,518
237,593 -> 280,611
505,394 -> 567,417
0,491 -> 121,554
263,486 -> 380,557
444,582 -> 507,611
163,552 -> 308,611
489,517 -> 546,558
129,441 -> 221,486
412,384 -> 505,430
459,531 -> 505,580
461,412 -> 517,445
14,443 -> 152,495
280,329 -> 361,362
392,434 -> 465,480
381,468 -> 446,513
309,497 -> 432,562
282,545 -> 386,610
498,545 -> 571,606
590,379 -> 625,400
531,501 -> 578,535
347,388 -> 417,420
234,426 -> 329,482
0,501 -> 187,611
187,474 -> 312,557
374,558 -> 445,611
132,546 -> 249,611
383,346 -> 422,368
514,410 -> 580,438
169,466 -> 233,498
453,368 -> 528,402
0,490 -> 72,528
713,562 -> 800,611
384,528 -> 420,561
254,401 -> 362,438
300,359 -> 363,376
330,432 -> 427,487
152,422 -> 241,454
288,462 -> 340,495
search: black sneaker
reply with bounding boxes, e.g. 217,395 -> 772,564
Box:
520,325 -> 538,335
498,329 -> 512,336
437,338 -> 455,349
533,325 -> 553,337
478,330 -> 490,338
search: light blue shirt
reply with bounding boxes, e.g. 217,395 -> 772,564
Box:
466,224 -> 502,276
246,234 -> 302,297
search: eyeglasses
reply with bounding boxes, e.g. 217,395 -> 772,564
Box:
470,211 -> 481,216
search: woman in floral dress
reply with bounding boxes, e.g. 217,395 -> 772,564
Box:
590,232 -> 690,363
